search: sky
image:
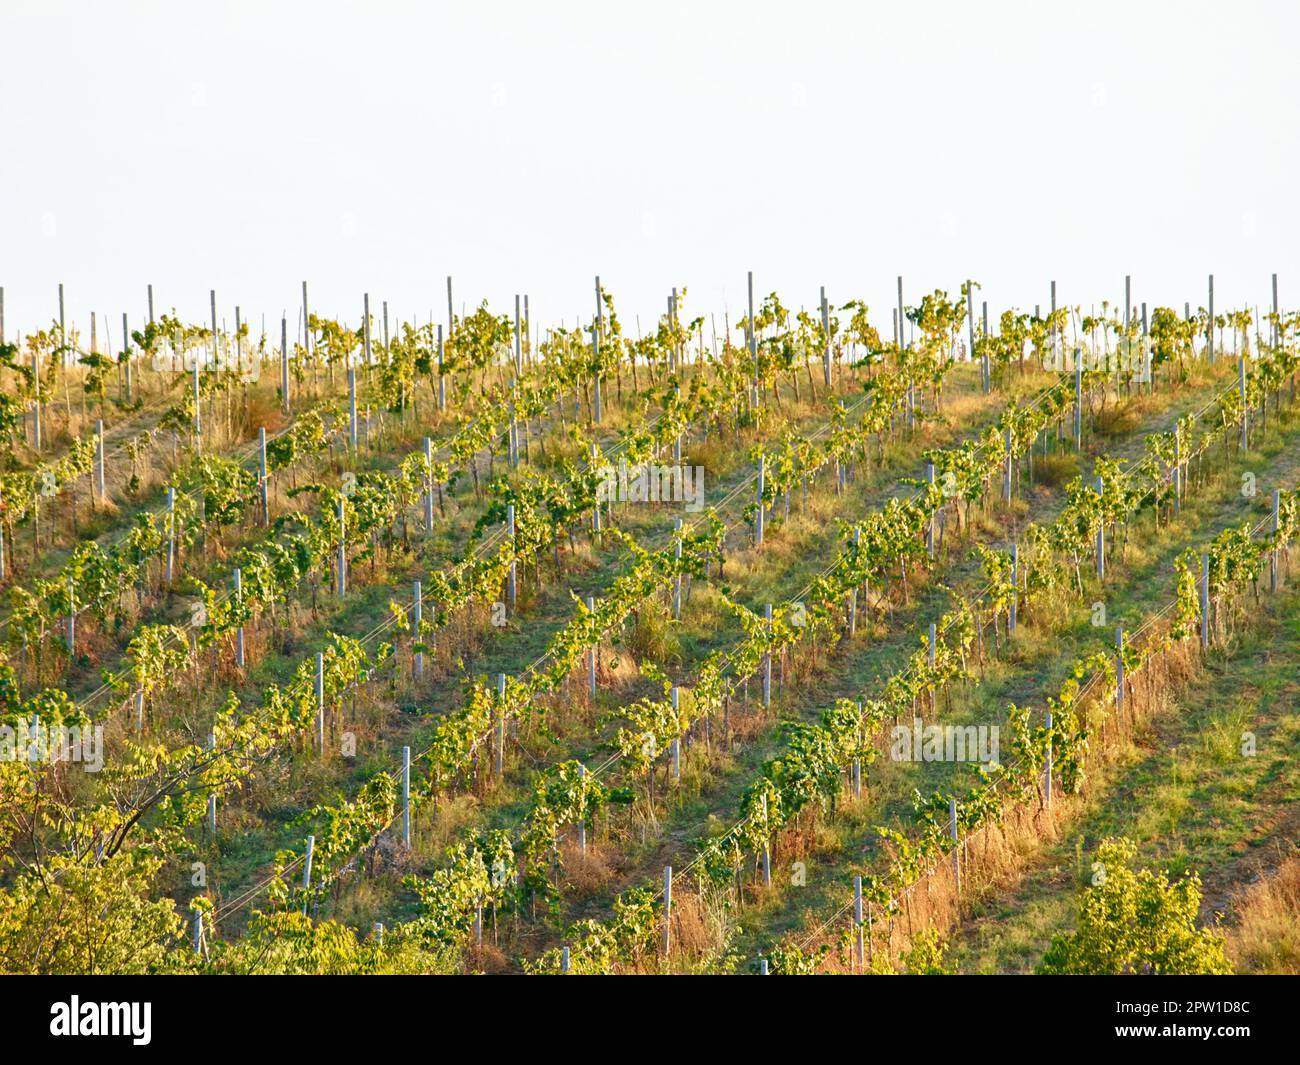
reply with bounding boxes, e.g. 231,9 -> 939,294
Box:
2,0 -> 1297,345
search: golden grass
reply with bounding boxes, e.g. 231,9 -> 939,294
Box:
800,626 -> 1203,973
1033,452 -> 1080,489
1093,402 -> 1144,438
1227,858 -> 1300,973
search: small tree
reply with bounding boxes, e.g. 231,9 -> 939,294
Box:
1036,837 -> 1231,974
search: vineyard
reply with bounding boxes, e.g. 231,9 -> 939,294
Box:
1,276 -> 1297,977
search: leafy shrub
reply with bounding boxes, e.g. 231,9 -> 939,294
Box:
1037,837 -> 1231,975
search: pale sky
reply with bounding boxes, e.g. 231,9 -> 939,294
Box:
2,0 -> 1297,343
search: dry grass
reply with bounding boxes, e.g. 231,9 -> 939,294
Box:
1033,452 -> 1079,489
806,626 -> 1202,973
666,890 -> 720,960
242,390 -> 288,438
1093,402 -> 1144,438
557,840 -> 619,896
688,436 -> 738,481
468,941 -> 511,974
1227,858 -> 1300,973
725,702 -> 771,746
417,794 -> 483,859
